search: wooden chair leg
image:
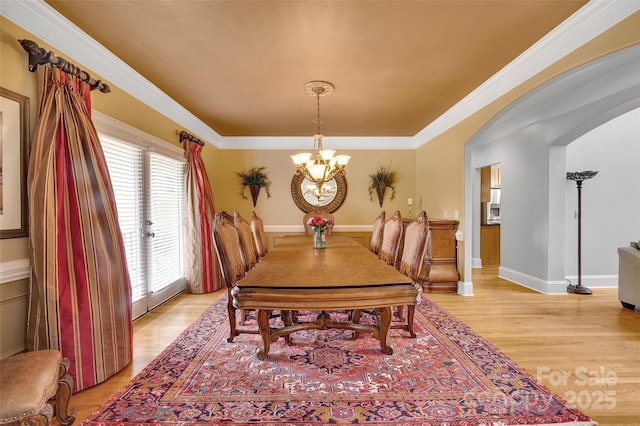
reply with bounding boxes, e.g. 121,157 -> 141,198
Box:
226,289 -> 238,342
406,305 -> 416,338
53,357 -> 75,426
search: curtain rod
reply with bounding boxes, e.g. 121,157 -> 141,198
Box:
178,130 -> 205,146
18,39 -> 111,93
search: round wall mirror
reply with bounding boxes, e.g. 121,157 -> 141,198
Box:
290,172 -> 347,213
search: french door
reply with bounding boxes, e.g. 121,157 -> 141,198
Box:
101,134 -> 186,319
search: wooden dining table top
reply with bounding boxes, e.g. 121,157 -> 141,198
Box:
236,235 -> 413,289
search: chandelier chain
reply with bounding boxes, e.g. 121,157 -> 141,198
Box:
316,92 -> 321,137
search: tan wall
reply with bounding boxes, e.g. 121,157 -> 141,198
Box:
208,148 -> 416,227
415,12 -> 640,282
0,277 -> 29,357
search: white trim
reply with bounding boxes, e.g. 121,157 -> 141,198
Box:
0,259 -> 30,284
93,111 -> 185,161
3,1 -> 637,150
499,266 -> 568,294
264,224 -> 372,233
565,274 -> 618,288
457,281 -> 473,296
218,136 -> 416,150
471,257 -> 483,268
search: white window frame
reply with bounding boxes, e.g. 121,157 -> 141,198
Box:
94,112 -> 186,319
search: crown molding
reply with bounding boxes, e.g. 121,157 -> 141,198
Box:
4,0 -> 637,151
218,136 -> 416,150
413,0 -> 640,147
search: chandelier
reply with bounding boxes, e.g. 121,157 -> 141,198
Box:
291,81 -> 350,192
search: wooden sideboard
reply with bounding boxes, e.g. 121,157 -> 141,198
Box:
396,218 -> 459,293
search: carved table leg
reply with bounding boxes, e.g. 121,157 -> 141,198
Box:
378,306 -> 393,355
256,309 -> 271,360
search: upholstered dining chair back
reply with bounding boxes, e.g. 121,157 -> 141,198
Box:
250,211 -> 268,259
369,210 -> 386,255
234,212 -> 258,271
399,210 -> 429,281
212,212 -> 246,289
303,210 -> 335,236
379,210 -> 403,266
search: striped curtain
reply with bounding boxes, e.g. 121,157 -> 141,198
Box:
184,140 -> 222,293
27,67 -> 132,392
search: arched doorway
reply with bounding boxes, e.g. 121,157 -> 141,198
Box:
464,44 -> 640,294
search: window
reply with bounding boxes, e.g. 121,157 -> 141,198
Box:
96,113 -> 186,319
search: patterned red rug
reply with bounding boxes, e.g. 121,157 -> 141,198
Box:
81,296 -> 594,425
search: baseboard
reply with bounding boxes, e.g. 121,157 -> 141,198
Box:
471,257 -> 482,268
499,267 -> 567,294
564,274 -> 618,288
457,281 -> 474,296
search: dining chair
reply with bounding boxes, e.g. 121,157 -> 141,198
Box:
250,211 -> 268,260
233,212 -> 258,271
369,210 -> 386,255
394,210 -> 429,338
303,210 -> 335,235
351,210 -> 402,336
212,212 -> 259,343
233,211 -> 260,325
378,210 -> 403,266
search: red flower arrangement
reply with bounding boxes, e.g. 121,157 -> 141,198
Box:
307,215 -> 333,233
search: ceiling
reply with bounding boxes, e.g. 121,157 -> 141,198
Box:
45,0 -> 587,138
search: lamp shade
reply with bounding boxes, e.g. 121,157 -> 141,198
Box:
334,154 -> 351,166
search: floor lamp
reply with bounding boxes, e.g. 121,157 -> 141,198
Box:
566,170 -> 598,295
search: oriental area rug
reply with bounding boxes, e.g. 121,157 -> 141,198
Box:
81,296 -> 595,426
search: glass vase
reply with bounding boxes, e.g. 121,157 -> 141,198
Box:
313,229 -> 326,249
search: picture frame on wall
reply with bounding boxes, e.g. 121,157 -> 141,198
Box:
0,87 -> 29,239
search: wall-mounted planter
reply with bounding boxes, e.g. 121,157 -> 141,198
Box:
238,166 -> 272,206
368,165 -> 396,207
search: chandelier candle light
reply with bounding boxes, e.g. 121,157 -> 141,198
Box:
308,215 -> 333,249
291,81 -> 350,199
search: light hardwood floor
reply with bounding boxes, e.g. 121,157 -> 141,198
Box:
68,268 -> 639,425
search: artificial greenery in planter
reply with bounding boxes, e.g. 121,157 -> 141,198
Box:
368,165 -> 397,207
237,166 -> 272,207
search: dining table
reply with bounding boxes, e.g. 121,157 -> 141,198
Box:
232,235 -> 422,360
